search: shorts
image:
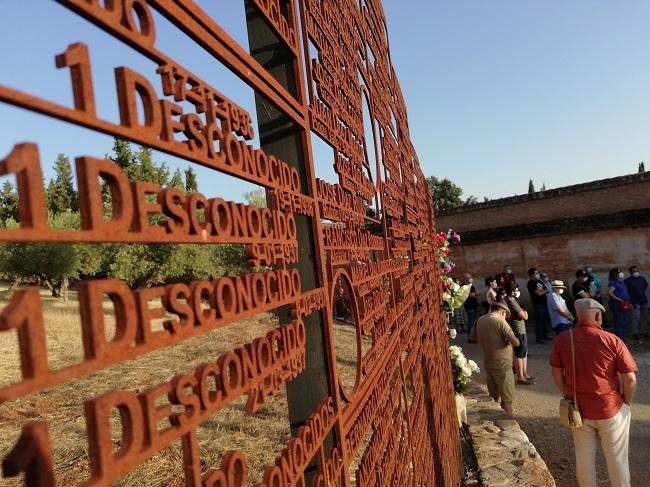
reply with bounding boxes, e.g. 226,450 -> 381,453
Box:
514,332 -> 528,358
486,368 -> 515,403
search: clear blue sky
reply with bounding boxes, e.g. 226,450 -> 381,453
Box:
2,1 -> 649,201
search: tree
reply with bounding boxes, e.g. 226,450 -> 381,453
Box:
528,179 -> 535,194
426,176 -> 475,211
243,188 -> 267,208
46,153 -> 78,214
185,167 -> 198,193
541,182 -> 546,191
135,146 -> 169,185
0,212 -> 102,300
109,139 -> 169,185
0,181 -> 18,225
111,138 -> 135,175
169,168 -> 184,190
639,162 -> 646,173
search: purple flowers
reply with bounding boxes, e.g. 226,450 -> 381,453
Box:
450,231 -> 461,244
442,263 -> 453,274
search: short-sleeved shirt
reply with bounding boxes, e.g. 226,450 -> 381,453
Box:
572,280 -> 591,300
608,280 -> 630,301
547,292 -> 570,329
590,274 -> 602,296
527,278 -> 547,306
506,297 -> 526,334
624,276 -> 648,305
550,323 -> 638,420
475,313 -> 516,371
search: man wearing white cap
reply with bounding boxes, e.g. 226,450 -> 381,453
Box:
550,298 -> 637,487
548,280 -> 574,334
470,301 -> 520,415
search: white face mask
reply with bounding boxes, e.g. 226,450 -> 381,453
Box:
514,290 -> 521,298
559,289 -> 565,295
506,269 -> 512,274
633,272 -> 641,278
618,272 -> 625,280
534,272 -> 541,279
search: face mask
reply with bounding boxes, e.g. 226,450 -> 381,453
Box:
506,269 -> 512,274
581,277 -> 588,282
534,272 -> 540,279
491,282 -> 498,289
559,289 -> 564,295
633,272 -> 640,278
514,291 -> 521,298
618,273 -> 625,280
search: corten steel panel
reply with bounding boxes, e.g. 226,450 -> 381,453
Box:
0,0 -> 460,485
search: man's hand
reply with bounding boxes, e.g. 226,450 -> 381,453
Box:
552,367 -> 565,394
620,372 -> 637,405
559,307 -> 574,322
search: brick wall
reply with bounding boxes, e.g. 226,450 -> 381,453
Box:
451,227 -> 650,308
436,172 -> 650,309
439,172 -> 650,233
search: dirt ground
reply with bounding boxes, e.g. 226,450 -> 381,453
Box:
462,336 -> 650,487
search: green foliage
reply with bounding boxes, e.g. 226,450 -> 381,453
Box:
0,181 -> 18,225
0,212 -> 102,298
169,168 -> 185,190
46,153 -> 78,214
109,139 -> 169,185
184,167 -> 198,193
639,162 -> 646,173
243,188 -> 267,208
0,138 -> 249,297
426,176 -> 476,211
528,179 -> 535,194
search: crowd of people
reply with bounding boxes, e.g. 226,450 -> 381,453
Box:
452,263 -> 649,345
457,263 -> 646,487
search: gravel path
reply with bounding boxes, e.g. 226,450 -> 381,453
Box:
461,337 -> 650,486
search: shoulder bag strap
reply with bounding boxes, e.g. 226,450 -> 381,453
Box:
569,328 -> 577,405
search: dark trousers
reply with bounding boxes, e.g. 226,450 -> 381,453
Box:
466,309 -> 478,341
533,304 -> 548,342
610,303 -> 628,339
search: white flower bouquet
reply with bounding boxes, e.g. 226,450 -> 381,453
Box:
449,345 -> 479,395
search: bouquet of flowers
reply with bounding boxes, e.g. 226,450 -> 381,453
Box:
449,345 -> 479,395
437,229 -> 470,314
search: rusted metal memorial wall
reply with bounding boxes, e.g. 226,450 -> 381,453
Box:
0,1 -> 459,485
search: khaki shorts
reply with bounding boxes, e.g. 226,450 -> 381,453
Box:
486,368 -> 515,403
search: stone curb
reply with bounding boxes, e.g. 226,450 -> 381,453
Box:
463,383 -> 556,487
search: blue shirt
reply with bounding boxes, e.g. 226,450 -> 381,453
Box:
548,292 -> 570,329
608,280 -> 630,301
623,276 -> 648,305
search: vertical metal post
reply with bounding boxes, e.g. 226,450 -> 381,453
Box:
244,2 -> 335,482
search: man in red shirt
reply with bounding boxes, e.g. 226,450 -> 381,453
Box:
550,298 -> 637,487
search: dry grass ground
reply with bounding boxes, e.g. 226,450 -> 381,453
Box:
0,287 -> 298,486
